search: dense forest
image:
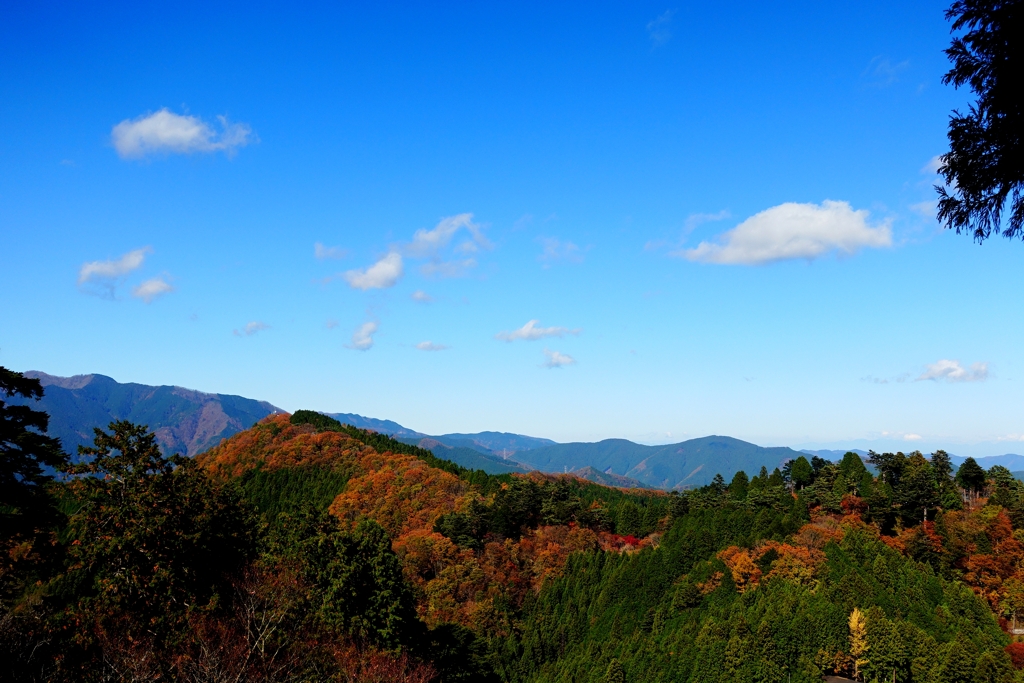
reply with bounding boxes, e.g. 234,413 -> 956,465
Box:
3,367 -> 1024,681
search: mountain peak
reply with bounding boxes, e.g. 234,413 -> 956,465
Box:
25,370 -> 102,390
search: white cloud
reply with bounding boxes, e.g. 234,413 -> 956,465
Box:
543,349 -> 577,369
349,321 -> 378,351
131,276 -> 173,303
538,237 -> 583,265
647,10 -> 675,46
904,433 -> 923,441
405,213 -> 491,259
917,359 -> 989,383
78,247 -> 151,285
496,320 -> 581,342
421,258 -> 476,278
343,252 -> 403,290
234,321 -> 270,337
314,242 -> 348,260
678,200 -> 891,265
922,155 -> 943,174
996,434 -> 1024,442
111,109 -> 253,159
411,290 -> 433,303
416,341 -> 449,351
325,319 -> 339,329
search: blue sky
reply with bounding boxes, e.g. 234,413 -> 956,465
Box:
2,1 -> 1021,456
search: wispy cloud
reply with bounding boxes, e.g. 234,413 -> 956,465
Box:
405,213 -> 491,258
411,290 -> 433,303
862,56 -> 910,87
647,10 -> 675,47
111,109 -> 253,159
677,200 -> 891,265
917,359 -> 989,383
348,321 -> 378,351
78,247 -> 151,285
343,252 -> 403,290
684,210 -> 730,232
543,349 -> 576,369
922,155 -> 943,175
314,242 -> 348,260
131,276 -> 173,303
421,258 -> 476,279
496,320 -> 581,342
512,214 -> 534,232
78,247 -> 152,298
234,321 -> 270,337
910,200 -> 936,218
538,237 -> 583,266
646,211 -> 731,252
402,213 -> 492,278
325,319 -> 339,330
415,341 -> 449,351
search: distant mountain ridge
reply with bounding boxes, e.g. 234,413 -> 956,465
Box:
19,370 -> 1024,491
323,413 -> 427,440
509,436 -> 808,490
15,372 -> 281,457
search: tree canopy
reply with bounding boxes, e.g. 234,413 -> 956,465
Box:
936,0 -> 1023,242
0,367 -> 67,604
7,408 -> 1024,682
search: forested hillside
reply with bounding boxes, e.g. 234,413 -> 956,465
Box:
4,367 -> 1024,682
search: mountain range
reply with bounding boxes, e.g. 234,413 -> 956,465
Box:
13,372 -> 281,457
12,370 -> 1024,488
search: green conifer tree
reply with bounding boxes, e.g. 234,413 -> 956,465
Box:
605,657 -> 625,683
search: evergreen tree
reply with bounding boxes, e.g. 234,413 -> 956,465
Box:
837,451 -> 873,497
988,465 -> 1016,488
932,449 -> 963,510
938,636 -> 977,683
974,650 -> 1015,683
895,452 -> 939,524
789,456 -> 814,490
863,607 -> 905,683
56,421 -> 254,666
294,512 -> 417,648
729,470 -> 749,500
869,451 -> 907,487
957,457 -> 988,500
0,367 -> 67,602
616,501 -> 642,537
936,0 -> 1024,242
605,657 -> 625,683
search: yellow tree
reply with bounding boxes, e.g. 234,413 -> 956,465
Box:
849,607 -> 869,681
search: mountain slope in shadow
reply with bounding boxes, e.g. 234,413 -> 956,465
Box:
15,372 -> 281,457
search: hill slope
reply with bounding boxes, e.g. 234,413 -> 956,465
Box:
15,371 -> 280,456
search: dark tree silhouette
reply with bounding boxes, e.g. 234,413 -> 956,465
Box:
0,367 -> 67,601
58,421 -> 254,653
936,0 -> 1023,242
